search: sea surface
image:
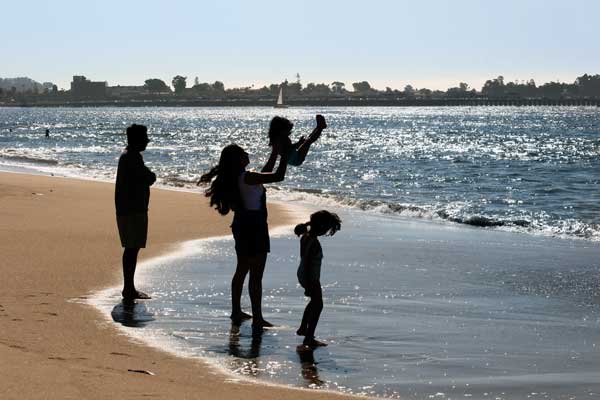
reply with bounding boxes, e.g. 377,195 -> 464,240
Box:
2,106 -> 600,399
1,106 -> 598,241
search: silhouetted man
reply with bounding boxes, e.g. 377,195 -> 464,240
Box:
115,124 -> 156,300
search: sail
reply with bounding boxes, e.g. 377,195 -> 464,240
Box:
277,87 -> 284,106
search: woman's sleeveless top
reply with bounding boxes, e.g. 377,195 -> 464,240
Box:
238,171 -> 265,211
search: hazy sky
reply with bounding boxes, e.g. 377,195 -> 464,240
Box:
2,0 -> 598,90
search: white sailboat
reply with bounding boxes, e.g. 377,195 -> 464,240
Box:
274,86 -> 288,108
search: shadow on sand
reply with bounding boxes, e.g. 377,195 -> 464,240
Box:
111,300 -> 155,328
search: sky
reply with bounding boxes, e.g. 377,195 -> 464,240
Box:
1,0 -> 599,91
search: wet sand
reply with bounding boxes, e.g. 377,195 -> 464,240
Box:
0,171 -> 351,400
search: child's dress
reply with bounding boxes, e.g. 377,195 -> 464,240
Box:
297,236 -> 323,295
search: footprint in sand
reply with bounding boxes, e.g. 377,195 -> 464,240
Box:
110,352 -> 132,357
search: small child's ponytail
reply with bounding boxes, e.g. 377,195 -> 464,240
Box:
294,222 -> 310,236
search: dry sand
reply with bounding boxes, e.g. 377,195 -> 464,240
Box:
0,172 -> 352,400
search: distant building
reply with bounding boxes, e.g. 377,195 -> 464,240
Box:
70,76 -> 107,99
107,85 -> 148,98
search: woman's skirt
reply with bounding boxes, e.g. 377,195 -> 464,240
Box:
231,210 -> 270,256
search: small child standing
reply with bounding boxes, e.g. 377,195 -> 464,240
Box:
294,210 -> 341,349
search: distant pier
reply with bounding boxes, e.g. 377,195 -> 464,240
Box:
3,97 -> 600,108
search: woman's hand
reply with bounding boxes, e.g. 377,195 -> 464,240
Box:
280,136 -> 293,156
273,136 -> 292,155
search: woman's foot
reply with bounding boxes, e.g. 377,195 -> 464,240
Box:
252,319 -> 275,328
230,311 -> 252,325
303,338 -> 328,348
122,289 -> 151,300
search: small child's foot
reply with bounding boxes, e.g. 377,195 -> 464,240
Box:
230,311 -> 252,324
296,327 -> 307,336
296,343 -> 312,352
303,338 -> 328,348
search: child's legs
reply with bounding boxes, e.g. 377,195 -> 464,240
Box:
304,283 -> 323,340
298,298 -> 312,334
296,142 -> 311,164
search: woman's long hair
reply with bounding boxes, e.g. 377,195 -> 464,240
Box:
199,144 -> 245,215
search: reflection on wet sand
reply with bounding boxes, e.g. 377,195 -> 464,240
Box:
297,347 -> 324,387
226,323 -> 264,376
110,300 -> 155,328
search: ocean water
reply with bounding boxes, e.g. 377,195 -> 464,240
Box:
94,211 -> 600,399
2,106 -> 600,398
1,106 -> 599,241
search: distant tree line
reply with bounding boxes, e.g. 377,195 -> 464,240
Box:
154,73 -> 600,100
480,74 -> 600,99
1,73 -> 600,102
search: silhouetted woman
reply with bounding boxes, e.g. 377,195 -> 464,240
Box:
200,142 -> 289,328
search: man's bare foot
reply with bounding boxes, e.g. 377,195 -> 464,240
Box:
303,338 -> 328,348
122,290 -> 151,300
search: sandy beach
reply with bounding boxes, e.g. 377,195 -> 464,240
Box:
0,171 -> 351,400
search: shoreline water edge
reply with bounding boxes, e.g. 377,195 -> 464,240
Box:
0,168 -> 363,400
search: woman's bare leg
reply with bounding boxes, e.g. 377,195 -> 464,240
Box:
248,253 -> 273,327
231,256 -> 251,322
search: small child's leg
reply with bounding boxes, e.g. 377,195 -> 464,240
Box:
292,127 -> 323,166
297,300 -> 311,336
303,283 -> 324,346
295,143 -> 311,165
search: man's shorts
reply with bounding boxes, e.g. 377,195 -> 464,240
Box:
117,213 -> 148,249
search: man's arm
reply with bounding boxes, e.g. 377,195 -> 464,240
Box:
133,154 -> 156,185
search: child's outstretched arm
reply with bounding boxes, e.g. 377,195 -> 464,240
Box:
294,115 -> 327,165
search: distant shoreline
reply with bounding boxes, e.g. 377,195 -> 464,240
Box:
2,97 -> 600,108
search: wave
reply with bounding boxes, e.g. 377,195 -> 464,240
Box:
1,151 -> 597,243
265,187 -> 600,242
162,175 -> 200,187
0,151 -> 59,166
